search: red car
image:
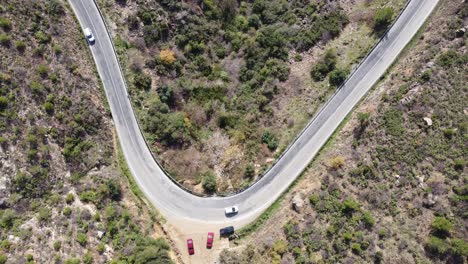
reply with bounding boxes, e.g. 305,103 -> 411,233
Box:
207,232 -> 214,249
187,239 -> 194,255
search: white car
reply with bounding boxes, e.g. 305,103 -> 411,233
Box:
84,27 -> 95,44
224,206 -> 239,215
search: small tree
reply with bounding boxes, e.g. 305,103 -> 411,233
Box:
329,156 -> 345,170
431,217 -> 452,237
244,164 -> 255,179
329,68 -> 348,87
159,49 -> 176,65
202,171 -> 217,193
374,7 -> 394,31
134,72 -> 152,90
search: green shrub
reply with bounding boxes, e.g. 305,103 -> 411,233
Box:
30,81 -> 44,95
329,68 -> 349,87
261,130 -> 278,151
79,191 -> 97,203
362,211 -> 375,227
272,240 -> 288,255
65,193 -> 74,204
202,171 -> 217,193
373,7 -> 394,31
133,72 -> 152,90
44,102 -> 54,115
15,41 -> 26,52
311,49 -> 337,81
37,208 -> 51,222
0,209 -> 17,229
76,232 -> 87,246
34,31 -> 51,44
244,164 -> 255,178
0,96 -> 7,110
0,254 -> 6,264
63,207 -> 72,216
342,198 -> 360,215
64,258 -> 80,264
309,194 -> 319,206
0,17 -> 12,30
426,236 -> 450,255
383,108 -> 404,136
431,217 -> 452,237
0,33 -> 10,46
437,50 -> 465,68
83,252 -> 93,264
36,64 -> 49,78
351,243 -> 362,255
451,239 -> 468,257
53,240 -> 61,251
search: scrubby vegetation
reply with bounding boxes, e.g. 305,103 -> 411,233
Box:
0,1 -> 172,262
220,0 -> 467,263
99,0 -> 403,194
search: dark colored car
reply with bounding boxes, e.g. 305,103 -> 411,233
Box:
220,226 -> 235,237
207,232 -> 214,249
187,239 -> 194,255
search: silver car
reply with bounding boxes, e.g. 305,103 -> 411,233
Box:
224,206 -> 239,216
84,27 -> 95,44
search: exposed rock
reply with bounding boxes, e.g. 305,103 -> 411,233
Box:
455,27 -> 466,38
292,193 -> 304,213
423,193 -> 439,207
423,117 -> 433,126
97,230 -> 105,239
425,61 -> 435,68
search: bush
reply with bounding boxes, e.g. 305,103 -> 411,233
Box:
0,254 -> 6,264
273,240 -> 288,255
329,156 -> 345,170
244,164 -> 255,178
36,64 -> 49,78
76,232 -> 87,246
15,41 -> 26,52
373,7 -> 394,31
351,243 -> 362,255
342,198 -> 360,215
329,68 -> 349,87
44,102 -> 54,115
0,33 -> 10,46
159,49 -> 176,65
261,130 -> 278,151
311,49 -> 337,81
34,31 -> 51,44
30,81 -> 44,95
63,207 -> 72,216
431,217 -> 452,237
0,209 -> 17,229
134,72 -> 152,90
426,236 -> 450,255
0,96 -> 7,110
451,239 -> 468,257
0,17 -> 12,31
202,171 -> 217,193
37,208 -> 51,222
53,240 -> 61,251
66,193 -> 74,204
362,211 -> 375,227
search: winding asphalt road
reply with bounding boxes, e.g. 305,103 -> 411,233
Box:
68,0 -> 439,228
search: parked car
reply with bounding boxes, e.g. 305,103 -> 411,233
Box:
187,239 -> 194,255
207,232 -> 214,249
224,206 -> 239,216
84,27 -> 95,44
220,226 -> 235,237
